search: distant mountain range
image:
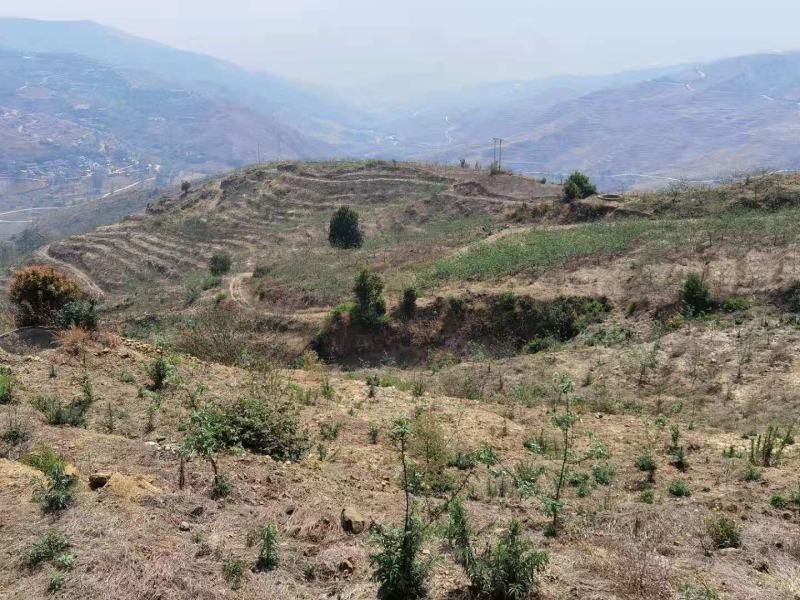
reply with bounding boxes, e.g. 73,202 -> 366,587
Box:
0,47 -> 319,167
387,52 -> 800,189
0,18 -> 363,142
0,17 -> 799,201
0,18 -> 354,213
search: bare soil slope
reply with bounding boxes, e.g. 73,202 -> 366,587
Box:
3,166 -> 800,600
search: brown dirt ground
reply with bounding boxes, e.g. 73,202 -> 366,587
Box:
1,311 -> 800,599
4,167 -> 800,599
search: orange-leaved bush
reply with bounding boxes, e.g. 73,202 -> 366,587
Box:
9,266 -> 82,326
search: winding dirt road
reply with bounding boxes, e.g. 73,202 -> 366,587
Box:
228,271 -> 253,307
33,244 -> 106,299
227,271 -> 327,326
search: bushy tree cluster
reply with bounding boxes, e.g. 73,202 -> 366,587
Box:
446,499 -> 549,600
563,171 -> 597,201
180,376 -> 309,497
58,299 -> 99,330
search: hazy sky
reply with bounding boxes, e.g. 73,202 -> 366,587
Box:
2,0 -> 799,99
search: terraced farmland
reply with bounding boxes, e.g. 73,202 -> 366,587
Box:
38,161 -> 561,312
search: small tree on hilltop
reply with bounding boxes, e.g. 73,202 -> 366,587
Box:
563,171 -> 597,201
527,372 -> 613,537
329,206 -> 364,249
9,266 -> 82,326
370,417 -> 432,600
564,180 -> 582,202
180,406 -> 238,498
255,522 -> 279,571
209,251 -> 233,276
399,286 -> 418,319
180,180 -> 191,194
681,272 -> 712,316
352,268 -> 386,327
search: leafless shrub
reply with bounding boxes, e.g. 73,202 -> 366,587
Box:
56,326 -> 89,356
174,303 -> 290,366
608,516 -> 674,600
437,367 -> 486,400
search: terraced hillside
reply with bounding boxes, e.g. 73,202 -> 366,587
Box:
40,161 -> 561,311
30,165 -> 800,361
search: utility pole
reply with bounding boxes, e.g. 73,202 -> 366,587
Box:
498,138 -> 503,170
492,137 -> 504,170
257,142 -> 261,164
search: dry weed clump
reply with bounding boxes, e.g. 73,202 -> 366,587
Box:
95,331 -> 122,348
607,516 -> 674,599
56,326 -> 89,356
174,303 -> 289,367
706,515 -> 741,550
